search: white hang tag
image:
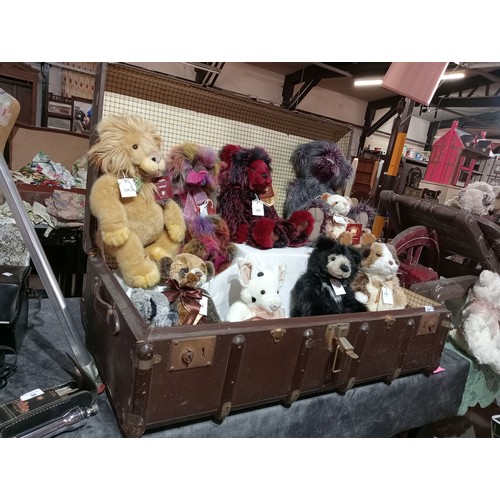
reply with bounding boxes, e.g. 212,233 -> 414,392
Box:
252,199 -> 265,216
118,178 -> 137,198
199,295 -> 208,316
330,279 -> 346,295
382,285 -> 394,304
199,200 -> 209,216
20,388 -> 44,401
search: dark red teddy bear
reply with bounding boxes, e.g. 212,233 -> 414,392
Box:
217,145 -> 314,249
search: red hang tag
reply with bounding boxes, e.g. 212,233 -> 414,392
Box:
153,176 -> 173,202
259,183 -> 275,206
346,223 -> 363,245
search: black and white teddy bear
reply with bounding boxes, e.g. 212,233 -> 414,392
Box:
290,235 -> 367,317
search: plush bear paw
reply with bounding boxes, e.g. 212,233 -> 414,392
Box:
251,218 -> 277,249
360,229 -> 377,246
147,246 -> 170,261
124,262 -> 160,289
355,291 -> 369,304
338,231 -> 354,246
101,226 -> 130,247
167,223 -> 187,244
235,224 -> 249,244
307,208 -> 324,242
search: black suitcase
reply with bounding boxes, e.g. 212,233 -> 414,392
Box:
0,265 -> 31,352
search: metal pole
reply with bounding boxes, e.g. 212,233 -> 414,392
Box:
0,153 -> 101,388
371,98 -> 415,238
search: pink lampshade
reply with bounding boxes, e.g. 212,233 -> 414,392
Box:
381,62 -> 449,106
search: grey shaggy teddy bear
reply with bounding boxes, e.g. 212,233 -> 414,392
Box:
283,140 -> 353,218
283,140 -> 354,241
290,235 -> 367,317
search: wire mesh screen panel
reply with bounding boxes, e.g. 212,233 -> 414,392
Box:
100,63 -> 352,216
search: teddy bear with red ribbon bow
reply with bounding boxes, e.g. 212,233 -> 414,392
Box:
159,253 -> 221,326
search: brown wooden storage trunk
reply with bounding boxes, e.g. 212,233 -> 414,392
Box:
82,250 -> 452,437
80,73 -> 453,436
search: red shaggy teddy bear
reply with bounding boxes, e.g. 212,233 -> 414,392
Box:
217,145 -> 314,249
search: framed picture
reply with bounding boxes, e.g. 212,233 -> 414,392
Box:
72,97 -> 93,134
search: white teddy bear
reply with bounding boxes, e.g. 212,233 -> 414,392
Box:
319,193 -> 376,246
225,258 -> 286,322
450,269 -> 500,374
319,193 -> 356,244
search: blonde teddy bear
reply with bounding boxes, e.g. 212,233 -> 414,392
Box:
87,115 -> 186,288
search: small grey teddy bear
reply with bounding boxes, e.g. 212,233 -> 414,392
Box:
129,288 -> 179,327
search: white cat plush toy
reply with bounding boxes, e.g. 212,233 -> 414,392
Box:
351,241 -> 407,312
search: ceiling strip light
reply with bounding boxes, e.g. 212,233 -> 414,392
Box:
354,72 -> 465,87
440,72 -> 465,80
353,79 -> 384,87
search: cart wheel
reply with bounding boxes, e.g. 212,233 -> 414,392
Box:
391,225 -> 440,270
390,226 -> 440,287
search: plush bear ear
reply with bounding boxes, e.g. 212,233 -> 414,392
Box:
237,258 -> 254,286
219,144 -> 241,165
315,234 -> 336,251
205,261 -> 215,281
349,246 -> 363,267
358,243 -> 373,260
320,193 -> 331,203
479,269 -> 495,287
387,244 -> 400,265
277,263 -> 286,287
159,256 -> 174,281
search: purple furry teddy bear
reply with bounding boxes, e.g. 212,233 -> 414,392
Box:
166,142 -> 237,274
283,140 -> 374,241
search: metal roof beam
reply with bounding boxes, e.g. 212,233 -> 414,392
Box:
430,96 -> 500,108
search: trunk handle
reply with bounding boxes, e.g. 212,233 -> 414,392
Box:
93,277 -> 120,336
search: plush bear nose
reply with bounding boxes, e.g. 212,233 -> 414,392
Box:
340,264 -> 350,273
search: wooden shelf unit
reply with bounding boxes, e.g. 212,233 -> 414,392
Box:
351,157 -> 380,200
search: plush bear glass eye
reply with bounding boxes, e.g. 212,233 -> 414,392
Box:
260,290 -> 265,294
132,144 -> 138,150
376,253 -> 382,257
329,255 -> 336,261
252,297 -> 256,302
257,272 -> 264,277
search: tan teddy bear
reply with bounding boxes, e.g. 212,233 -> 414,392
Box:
159,253 -> 221,326
87,115 -> 186,288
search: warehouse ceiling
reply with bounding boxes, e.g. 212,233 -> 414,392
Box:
244,62 -> 500,140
